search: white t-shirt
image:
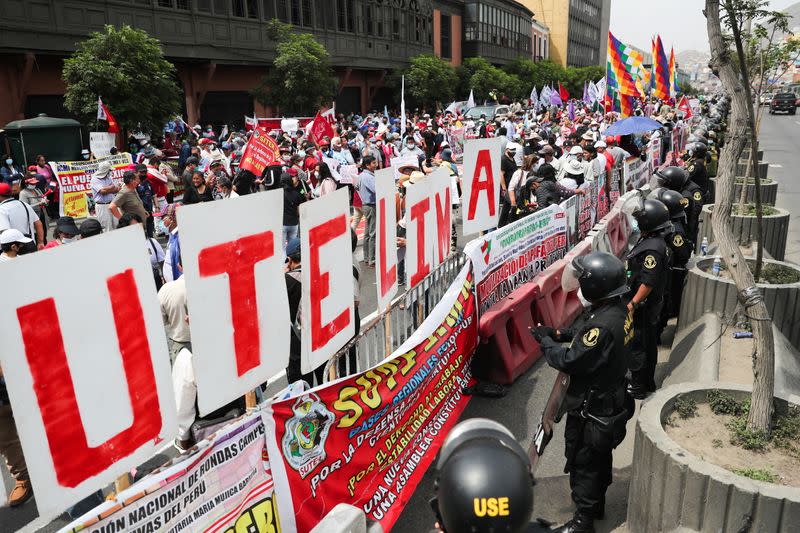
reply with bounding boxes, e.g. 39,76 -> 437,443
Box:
0,198 -> 37,237
147,237 -> 165,268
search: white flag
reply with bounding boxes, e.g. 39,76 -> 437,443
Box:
530,86 -> 538,103
596,78 -> 607,102
400,76 -> 406,138
220,124 -> 229,139
467,89 -> 476,109
97,97 -> 107,121
539,85 -> 552,108
588,81 -> 599,103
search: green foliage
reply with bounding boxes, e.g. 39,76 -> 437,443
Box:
733,467 -> 777,482
772,405 -> 800,457
402,54 -> 459,109
674,396 -> 699,419
62,25 -> 182,136
251,20 -> 336,115
708,390 -> 747,416
727,416 -> 770,451
712,438 -> 724,448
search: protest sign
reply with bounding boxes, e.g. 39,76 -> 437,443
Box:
239,127 -> 280,176
561,194 -> 580,247
461,138 -> 502,235
63,414 -> 279,533
390,153 -> 419,180
609,167 -> 621,206
648,137 -> 662,168
595,169 -> 610,220
300,188 -> 355,375
338,164 -> 358,185
265,265 -> 477,533
375,168 -> 398,311
448,127 -> 465,161
464,206 -> 567,316
430,167 -> 452,266
0,227 -> 176,519
281,118 -> 300,135
51,153 -> 132,218
179,191 -> 290,416
577,185 -> 595,242
404,174 -> 438,289
89,132 -> 117,158
623,155 -> 649,191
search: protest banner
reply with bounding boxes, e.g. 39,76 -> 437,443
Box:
0,227 -> 177,519
561,194 -> 580,248
464,206 -> 567,316
623,155 -> 649,191
446,127 -> 465,161
577,184 -> 595,242
89,132 -> 117,158
338,164 -> 358,185
300,188 -> 355,375
308,111 -> 335,145
179,191 -> 290,416
51,152 -> 132,218
404,173 -> 438,289
164,157 -> 186,202
63,413 -> 279,533
648,137 -> 662,168
281,118 -> 300,135
609,167 -> 621,206
264,265 -> 477,533
461,138 -> 503,235
390,153 -> 419,180
595,169 -> 610,220
239,127 -> 280,176
375,168 -> 398,311
430,167 -> 452,266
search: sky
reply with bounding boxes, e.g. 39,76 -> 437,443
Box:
610,0 -> 800,54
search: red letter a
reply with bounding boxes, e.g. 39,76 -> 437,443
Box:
467,149 -> 496,220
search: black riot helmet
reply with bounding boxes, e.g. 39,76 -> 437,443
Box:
634,199 -> 673,234
687,142 -> 708,159
432,419 -> 533,533
562,251 -> 629,302
648,188 -> 686,220
653,166 -> 689,190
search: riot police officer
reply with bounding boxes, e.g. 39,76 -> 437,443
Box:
432,418 -> 534,533
649,188 -> 691,338
685,142 -> 709,198
531,252 -> 634,533
626,199 -> 672,398
653,166 -> 704,245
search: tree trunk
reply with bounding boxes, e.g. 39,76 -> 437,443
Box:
706,0 -> 774,434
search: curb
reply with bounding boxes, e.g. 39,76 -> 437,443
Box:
661,313 -> 721,387
627,382 -> 800,533
696,205 -> 790,261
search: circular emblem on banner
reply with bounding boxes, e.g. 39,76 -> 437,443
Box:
253,128 -> 261,138
680,197 -> 689,207
673,234 -> 684,247
583,328 -> 600,347
693,191 -> 703,201
644,255 -> 657,269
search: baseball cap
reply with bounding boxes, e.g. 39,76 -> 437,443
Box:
155,202 -> 180,218
594,140 -> 607,148
79,218 -> 103,238
0,229 -> 32,245
0,183 -> 12,196
56,216 -> 80,236
285,237 -> 301,260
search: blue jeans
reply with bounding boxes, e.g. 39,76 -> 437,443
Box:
282,225 -> 299,256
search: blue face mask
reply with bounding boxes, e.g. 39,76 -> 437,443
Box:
156,218 -> 169,235
5,159 -> 12,165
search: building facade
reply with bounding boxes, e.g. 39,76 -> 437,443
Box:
0,0 -> 534,128
517,0 -> 609,68
531,17 -> 549,62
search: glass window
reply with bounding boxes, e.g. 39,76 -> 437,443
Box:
246,0 -> 258,18
214,0 -> 227,15
277,0 -> 288,21
337,0 -> 346,31
198,0 -> 211,12
232,0 -> 245,17
465,4 -> 476,23
291,0 -> 300,24
346,0 -> 354,32
366,4 -> 373,35
440,14 -> 451,59
302,0 -> 312,26
176,0 -> 189,7
262,0 -> 275,18
393,9 -> 400,38
158,0 -> 173,7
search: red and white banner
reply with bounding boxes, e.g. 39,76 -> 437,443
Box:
460,138 -> 503,235
404,168 -> 452,288
179,190 -> 290,415
375,168 -> 399,310
308,110 -> 336,145
264,265 -> 477,533
239,127 -> 281,175
299,188 -> 356,375
0,228 -> 177,519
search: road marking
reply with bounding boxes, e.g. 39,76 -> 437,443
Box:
769,164 -> 783,168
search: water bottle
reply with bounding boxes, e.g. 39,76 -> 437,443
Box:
700,237 -> 708,256
733,332 -> 754,339
712,257 -> 722,276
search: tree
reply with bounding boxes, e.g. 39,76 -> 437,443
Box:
402,54 -> 459,109
457,57 -> 524,102
62,25 -> 182,136
251,20 -> 336,115
706,0 -> 776,434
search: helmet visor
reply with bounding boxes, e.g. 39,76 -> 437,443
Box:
561,261 -> 582,292
621,194 -> 644,216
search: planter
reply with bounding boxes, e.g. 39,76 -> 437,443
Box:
697,204 -> 790,260
736,160 -> 768,179
627,382 -> 800,533
678,256 -> 800,349
709,177 -> 778,205
740,149 -> 764,161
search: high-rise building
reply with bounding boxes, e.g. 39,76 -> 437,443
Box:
516,0 -> 610,67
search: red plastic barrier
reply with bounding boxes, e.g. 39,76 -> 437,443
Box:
603,208 -> 630,257
476,284 -> 541,385
533,239 -> 592,330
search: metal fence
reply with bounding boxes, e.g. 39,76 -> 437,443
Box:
323,253 -> 467,381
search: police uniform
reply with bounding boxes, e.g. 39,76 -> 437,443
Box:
626,235 -> 669,393
659,218 -> 691,334
680,180 -> 704,243
539,302 -> 634,524
687,158 -> 709,198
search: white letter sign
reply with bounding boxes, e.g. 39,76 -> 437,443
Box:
461,137 -> 502,235
375,167 -> 398,311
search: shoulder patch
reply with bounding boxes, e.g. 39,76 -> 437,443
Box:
693,191 -> 703,201
680,197 -> 689,207
582,327 -> 600,347
673,234 -> 684,247
688,164 -> 695,173
643,254 -> 657,269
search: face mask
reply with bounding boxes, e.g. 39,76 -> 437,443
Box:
62,236 -> 78,244
27,183 -> 37,189
282,155 -> 291,162
406,144 -> 415,149
82,154 -> 89,160
5,159 -> 11,165
156,218 -> 169,235
297,150 -> 306,158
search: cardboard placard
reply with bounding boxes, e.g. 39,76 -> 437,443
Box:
375,167 -> 398,310
460,138 -> 503,235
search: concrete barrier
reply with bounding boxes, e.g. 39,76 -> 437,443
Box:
696,204 -> 790,260
708,177 -> 778,205
310,503 -> 384,533
627,382 -> 800,533
735,160 -> 768,178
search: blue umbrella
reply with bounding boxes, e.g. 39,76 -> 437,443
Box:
603,116 -> 663,136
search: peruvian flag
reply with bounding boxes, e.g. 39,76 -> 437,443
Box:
558,82 -> 569,102
677,95 -> 693,119
97,97 -> 120,134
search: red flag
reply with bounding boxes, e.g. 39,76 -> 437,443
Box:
309,110 -> 335,145
239,127 -> 280,175
558,83 -> 569,102
677,95 -> 693,119
97,97 -> 120,134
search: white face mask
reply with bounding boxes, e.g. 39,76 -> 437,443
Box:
297,150 -> 306,158
62,236 -> 78,244
26,183 -> 36,189
5,159 -> 12,165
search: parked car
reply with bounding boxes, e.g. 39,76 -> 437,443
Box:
760,93 -> 774,105
465,104 -> 511,121
769,92 -> 797,114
